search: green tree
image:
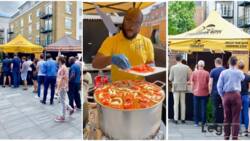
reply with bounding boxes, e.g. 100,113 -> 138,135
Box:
168,1 -> 196,35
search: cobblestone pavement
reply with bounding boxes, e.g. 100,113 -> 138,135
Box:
0,86 -> 82,139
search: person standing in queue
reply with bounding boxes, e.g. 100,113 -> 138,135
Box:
2,54 -> 12,87
30,58 -> 38,93
40,53 -> 58,105
191,60 -> 209,127
37,54 -> 46,98
217,56 -> 244,140
20,57 -> 30,90
55,56 -> 74,122
11,54 -> 21,88
68,56 -> 81,111
209,58 -> 225,128
238,61 -> 250,136
92,8 -> 154,81
169,54 -> 191,124
27,56 -> 33,85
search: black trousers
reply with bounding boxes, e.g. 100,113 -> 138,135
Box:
68,82 -> 81,109
211,92 -> 224,124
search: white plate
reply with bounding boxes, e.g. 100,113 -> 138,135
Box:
122,66 -> 166,77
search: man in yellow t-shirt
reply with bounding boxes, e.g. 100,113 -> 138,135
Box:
92,8 -> 154,81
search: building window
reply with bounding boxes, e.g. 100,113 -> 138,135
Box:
10,25 -> 13,31
28,25 -> 32,34
36,22 -> 40,30
246,7 -> 250,24
218,3 -> 233,17
65,31 -> 72,36
45,3 -> 52,15
20,18 -> 24,27
65,1 -> 72,14
45,19 -> 52,30
35,35 -> 40,44
14,21 -> 17,27
28,36 -> 32,41
79,7 -> 82,16
36,9 -> 40,17
65,17 -> 72,30
28,14 -> 32,23
20,28 -> 24,35
45,34 -> 52,45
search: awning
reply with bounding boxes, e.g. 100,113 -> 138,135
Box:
83,2 -> 154,14
169,11 -> 250,52
45,36 -> 81,52
0,34 -> 43,53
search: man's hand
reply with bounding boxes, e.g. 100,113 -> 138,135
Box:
111,54 -> 131,69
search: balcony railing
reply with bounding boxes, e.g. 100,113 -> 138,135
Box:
239,1 -> 250,6
220,10 -> 233,18
7,29 -> 14,34
41,39 -> 53,47
40,11 -> 53,19
40,27 -> 52,34
238,16 -> 250,28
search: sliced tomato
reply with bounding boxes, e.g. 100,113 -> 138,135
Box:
131,85 -> 141,91
100,98 -> 110,106
130,64 -> 154,73
94,80 -> 163,110
124,101 -> 133,109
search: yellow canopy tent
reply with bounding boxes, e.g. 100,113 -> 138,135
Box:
169,11 -> 250,53
0,34 -> 43,54
83,2 -> 154,14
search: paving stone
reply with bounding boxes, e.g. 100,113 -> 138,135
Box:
0,86 -> 82,139
8,126 -> 48,139
168,120 -> 250,140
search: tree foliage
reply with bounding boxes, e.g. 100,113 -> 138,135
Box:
168,1 -> 196,35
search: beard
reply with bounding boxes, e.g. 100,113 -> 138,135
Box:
121,24 -> 138,40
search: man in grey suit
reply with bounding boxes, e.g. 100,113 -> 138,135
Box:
169,54 -> 191,124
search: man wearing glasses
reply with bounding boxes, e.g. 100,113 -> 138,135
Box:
92,8 -> 154,81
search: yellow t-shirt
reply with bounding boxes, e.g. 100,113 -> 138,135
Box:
98,32 -> 154,81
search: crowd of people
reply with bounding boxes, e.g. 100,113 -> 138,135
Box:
1,53 -> 82,122
169,54 -> 250,140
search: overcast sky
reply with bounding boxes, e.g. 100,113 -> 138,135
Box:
0,1 -> 25,17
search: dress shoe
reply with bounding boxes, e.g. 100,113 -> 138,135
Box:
173,120 -> 178,124
40,100 -> 46,104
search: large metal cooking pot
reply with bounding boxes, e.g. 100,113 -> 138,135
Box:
94,80 -> 165,139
